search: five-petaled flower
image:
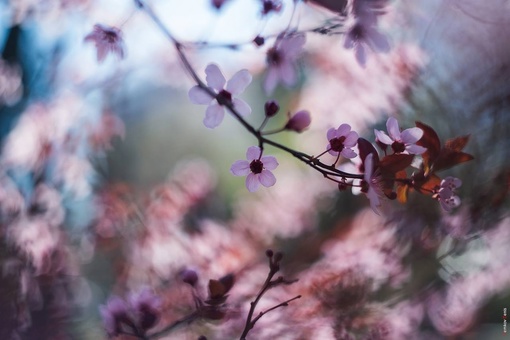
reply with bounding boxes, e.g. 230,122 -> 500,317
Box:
374,117 -> 427,154
327,124 -> 359,158
264,33 -> 305,94
361,153 -> 383,214
230,146 -> 279,192
436,176 -> 462,212
189,64 -> 252,129
85,24 -> 125,63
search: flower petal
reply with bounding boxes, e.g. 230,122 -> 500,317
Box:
188,86 -> 212,105
341,148 -> 357,159
264,67 -> 279,95
367,26 -> 390,53
364,153 -> 373,181
367,188 -> 381,215
281,34 -> 305,58
386,117 -> 400,141
405,144 -> 427,155
261,156 -> 278,170
327,128 -> 337,141
401,127 -> 423,144
355,44 -> 367,67
246,173 -> 260,192
374,129 -> 393,145
230,160 -> 251,176
279,61 -> 297,87
344,131 -> 359,147
226,69 -> 252,94
246,146 -> 261,161
233,98 -> 252,117
205,64 -> 226,91
203,103 -> 225,129
336,124 -> 351,137
259,170 -> 276,187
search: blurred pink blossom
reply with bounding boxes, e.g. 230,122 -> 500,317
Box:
374,117 -> 426,154
189,64 -> 252,128
326,124 -> 358,158
361,154 -> 383,214
84,24 -> 125,63
230,146 -> 278,192
129,288 -> 162,331
264,33 -> 305,94
344,18 -> 390,67
437,177 -> 462,212
100,296 -> 132,337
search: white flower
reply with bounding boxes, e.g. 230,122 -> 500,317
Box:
230,146 -> 279,192
362,153 -> 383,214
437,177 -> 462,212
189,64 -> 252,128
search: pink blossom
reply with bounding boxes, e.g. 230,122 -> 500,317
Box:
230,146 -> 279,192
285,110 -> 311,132
326,124 -> 358,158
84,24 -> 125,63
437,177 -> 462,212
374,117 -> 426,154
189,64 -> 252,128
361,153 -> 383,214
353,0 -> 388,23
344,18 -> 390,67
264,33 -> 305,94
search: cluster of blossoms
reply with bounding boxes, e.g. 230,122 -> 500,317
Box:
100,289 -> 161,338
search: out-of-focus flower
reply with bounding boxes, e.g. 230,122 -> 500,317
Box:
129,289 -> 162,331
326,123 -> 358,158
211,0 -> 229,10
352,0 -> 388,22
0,59 -> 23,106
436,177 -> 462,212
189,64 -> 252,128
84,24 -> 125,63
374,117 -> 426,154
285,110 -> 311,132
264,33 -> 306,94
100,296 -> 132,337
344,18 -> 390,67
230,146 -> 278,192
361,153 -> 383,214
262,0 -> 282,15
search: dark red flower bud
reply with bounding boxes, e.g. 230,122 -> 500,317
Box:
264,100 -> 279,117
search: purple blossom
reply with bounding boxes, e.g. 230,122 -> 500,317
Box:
285,110 -> 311,132
344,17 -> 390,67
262,0 -> 282,15
230,146 -> 279,192
361,153 -> 383,214
437,177 -> 462,212
100,296 -> 132,337
84,24 -> 125,63
129,288 -> 162,331
264,33 -> 306,94
327,124 -> 358,158
189,64 -> 252,129
374,117 -> 426,154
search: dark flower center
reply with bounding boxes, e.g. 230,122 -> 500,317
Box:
104,30 -> 119,43
350,24 -> 365,41
217,89 -> 232,104
250,159 -> 263,174
267,47 -> 282,66
330,136 -> 346,152
391,141 -> 406,153
360,179 -> 369,193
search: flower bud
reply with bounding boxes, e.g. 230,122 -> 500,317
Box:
264,100 -> 279,117
253,35 -> 265,47
285,110 -> 311,132
180,269 -> 199,287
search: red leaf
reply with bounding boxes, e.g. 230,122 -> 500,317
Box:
434,151 -> 474,172
445,135 -> 470,151
357,138 -> 379,172
415,121 -> 441,170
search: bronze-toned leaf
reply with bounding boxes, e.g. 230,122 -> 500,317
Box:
357,138 -> 379,172
415,121 -> 441,169
445,135 -> 470,152
434,151 -> 474,172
